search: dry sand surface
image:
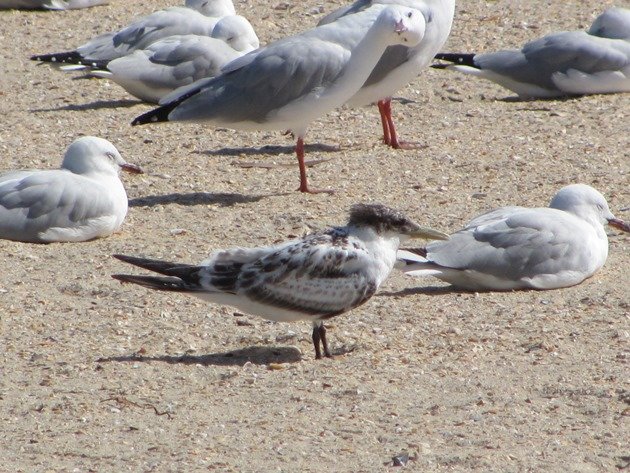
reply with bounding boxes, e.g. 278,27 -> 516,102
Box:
1,0 -> 629,471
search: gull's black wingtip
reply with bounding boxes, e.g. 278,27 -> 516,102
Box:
131,103 -> 175,126
30,50 -> 84,64
433,53 -> 477,67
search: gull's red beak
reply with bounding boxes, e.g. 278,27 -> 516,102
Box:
394,19 -> 407,33
608,217 -> 630,233
120,162 -> 144,174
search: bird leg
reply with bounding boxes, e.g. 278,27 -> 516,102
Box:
295,137 -> 334,194
312,322 -> 332,360
378,100 -> 392,145
377,99 -> 425,150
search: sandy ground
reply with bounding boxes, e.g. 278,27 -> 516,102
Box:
0,0 -> 629,471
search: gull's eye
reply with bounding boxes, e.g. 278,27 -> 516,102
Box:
407,11 -> 413,18
105,152 -> 116,161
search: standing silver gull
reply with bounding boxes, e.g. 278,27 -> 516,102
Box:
30,0 -> 236,66
433,7 -> 630,98
88,15 -> 259,103
0,136 -> 142,243
398,184 -> 630,290
132,5 -> 428,193
112,203 -> 448,359
319,0 -> 456,149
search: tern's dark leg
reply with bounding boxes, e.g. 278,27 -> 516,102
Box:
312,322 -> 332,360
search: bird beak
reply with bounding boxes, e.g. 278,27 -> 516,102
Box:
607,217 -> 630,233
407,224 -> 449,241
120,162 -> 144,174
394,19 -> 407,34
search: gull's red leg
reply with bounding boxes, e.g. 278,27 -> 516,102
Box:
295,137 -> 334,194
381,98 -> 426,150
378,100 -> 391,146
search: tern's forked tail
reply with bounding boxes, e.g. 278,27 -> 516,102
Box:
112,254 -> 204,292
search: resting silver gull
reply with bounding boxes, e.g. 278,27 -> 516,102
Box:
433,7 -> 630,98
0,0 -> 107,9
89,15 -> 259,103
0,137 -> 142,243
398,184 -> 630,290
30,0 -> 237,66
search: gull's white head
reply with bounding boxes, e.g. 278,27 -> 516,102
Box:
348,203 -> 448,243
61,136 -> 143,177
588,7 -> 630,40
185,0 -> 236,17
374,5 -> 427,48
549,184 -> 630,232
211,15 -> 260,52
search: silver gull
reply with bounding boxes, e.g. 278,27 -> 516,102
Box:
398,184 -> 630,290
132,5 -> 428,193
89,15 -> 259,103
0,136 -> 142,243
433,7 -> 630,98
0,0 -> 107,9
319,0 -> 456,149
30,0 -> 236,66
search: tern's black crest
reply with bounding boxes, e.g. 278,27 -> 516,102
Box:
433,53 -> 478,68
348,203 -> 416,234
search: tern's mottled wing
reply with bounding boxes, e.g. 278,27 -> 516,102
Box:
202,230 -> 379,316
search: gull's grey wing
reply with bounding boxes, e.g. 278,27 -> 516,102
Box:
317,0 -> 373,26
112,8 -> 215,54
148,36 -> 239,79
363,44 -> 414,86
165,36 -> 350,124
0,171 -> 117,242
476,31 -> 630,90
425,208 -> 592,281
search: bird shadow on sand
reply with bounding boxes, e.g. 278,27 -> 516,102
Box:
96,346 -> 302,366
128,191 -> 283,208
499,95 -> 579,106
199,142 -> 341,158
378,285 -> 464,297
31,99 -> 141,113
